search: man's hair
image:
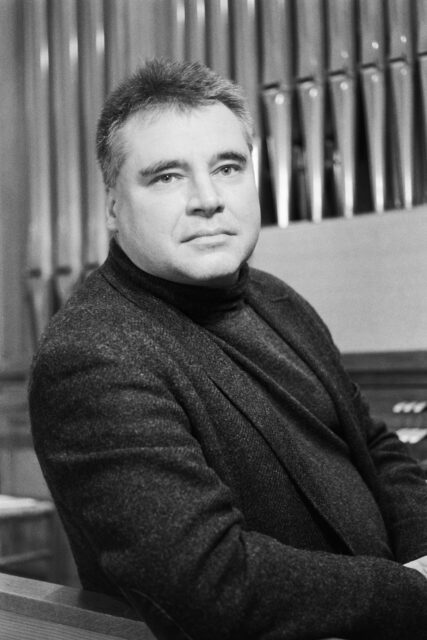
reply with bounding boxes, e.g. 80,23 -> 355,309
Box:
96,58 -> 254,188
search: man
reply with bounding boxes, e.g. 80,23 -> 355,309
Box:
29,59 -> 427,640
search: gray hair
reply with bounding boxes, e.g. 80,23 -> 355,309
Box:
96,58 -> 254,188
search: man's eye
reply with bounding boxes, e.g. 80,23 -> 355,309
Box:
217,164 -> 242,177
151,173 -> 179,185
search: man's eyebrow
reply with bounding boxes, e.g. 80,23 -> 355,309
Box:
212,151 -> 248,165
138,160 -> 187,178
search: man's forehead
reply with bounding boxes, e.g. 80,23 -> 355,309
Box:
119,103 -> 251,162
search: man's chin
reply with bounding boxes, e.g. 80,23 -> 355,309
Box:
179,259 -> 242,288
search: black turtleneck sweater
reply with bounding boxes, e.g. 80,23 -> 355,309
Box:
114,242 -> 340,439
110,240 -> 346,552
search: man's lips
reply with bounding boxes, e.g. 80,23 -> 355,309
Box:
183,229 -> 235,242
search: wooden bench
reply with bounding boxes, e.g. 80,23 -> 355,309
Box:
0,572 -> 157,639
0,572 -> 347,639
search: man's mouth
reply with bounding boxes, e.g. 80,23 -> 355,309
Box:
184,229 -> 234,242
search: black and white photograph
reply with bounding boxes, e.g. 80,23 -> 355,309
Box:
0,1 -> 427,638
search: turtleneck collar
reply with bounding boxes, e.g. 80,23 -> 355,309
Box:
108,238 -> 248,323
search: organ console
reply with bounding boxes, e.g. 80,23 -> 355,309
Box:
343,351 -> 427,474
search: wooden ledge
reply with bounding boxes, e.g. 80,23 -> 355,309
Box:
0,572 -> 156,639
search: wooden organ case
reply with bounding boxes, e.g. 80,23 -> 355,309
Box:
343,352 -> 427,475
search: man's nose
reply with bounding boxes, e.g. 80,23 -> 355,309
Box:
186,175 -> 225,216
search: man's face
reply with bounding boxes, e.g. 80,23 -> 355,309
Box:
106,103 -> 261,287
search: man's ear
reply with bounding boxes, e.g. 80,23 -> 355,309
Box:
106,189 -> 119,233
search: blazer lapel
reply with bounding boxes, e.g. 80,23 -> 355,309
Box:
199,324 -> 384,556
167,304 -> 368,554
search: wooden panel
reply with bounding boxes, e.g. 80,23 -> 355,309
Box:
252,207 -> 427,353
342,350 -> 427,470
0,573 -> 156,640
0,611 -> 129,640
0,378 -> 79,585
0,496 -> 55,580
343,351 -> 427,414
342,351 -> 427,385
0,381 -> 46,498
0,573 -> 347,640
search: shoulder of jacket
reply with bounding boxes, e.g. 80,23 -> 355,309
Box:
33,265 -> 197,372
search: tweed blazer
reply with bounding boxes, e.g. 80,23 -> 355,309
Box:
29,244 -> 427,640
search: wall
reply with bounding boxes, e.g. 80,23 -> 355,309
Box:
252,206 -> 427,353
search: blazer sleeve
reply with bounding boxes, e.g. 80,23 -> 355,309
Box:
29,333 -> 427,640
